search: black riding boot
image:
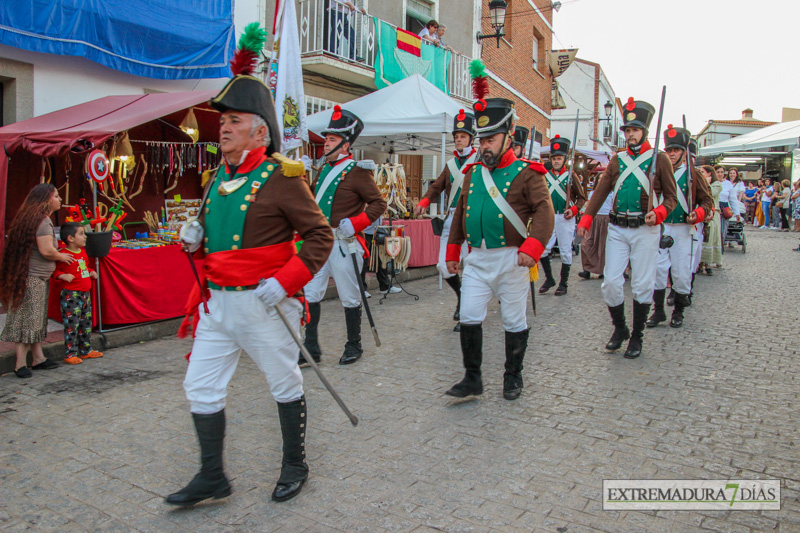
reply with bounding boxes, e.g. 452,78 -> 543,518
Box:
670,293 -> 689,328
503,328 -> 530,400
624,301 -> 650,359
339,306 -> 363,365
445,275 -> 462,331
445,324 -> 483,398
646,289 -> 667,327
538,256 -> 556,293
666,288 -> 676,306
554,264 -> 570,296
605,304 -> 630,351
166,410 -> 231,506
299,302 -> 321,367
272,396 -> 309,502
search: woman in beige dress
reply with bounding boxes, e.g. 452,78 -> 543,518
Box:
699,165 -> 722,274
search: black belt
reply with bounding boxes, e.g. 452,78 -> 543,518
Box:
609,212 -> 646,228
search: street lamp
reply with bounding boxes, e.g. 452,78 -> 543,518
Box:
476,0 -> 508,48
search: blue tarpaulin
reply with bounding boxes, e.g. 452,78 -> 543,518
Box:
0,0 -> 235,80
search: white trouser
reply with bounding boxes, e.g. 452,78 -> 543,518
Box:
692,223 -> 704,273
460,245 -> 529,332
437,209 -> 469,279
602,223 -> 660,306
184,290 -> 304,414
654,223 -> 693,295
542,213 -> 576,265
304,235 -> 364,307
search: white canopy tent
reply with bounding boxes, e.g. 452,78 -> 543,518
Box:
306,74 -> 464,157
699,120 -> 800,156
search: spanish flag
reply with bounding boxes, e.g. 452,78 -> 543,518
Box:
397,28 -> 421,57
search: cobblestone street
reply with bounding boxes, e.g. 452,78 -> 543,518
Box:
1,227 -> 798,532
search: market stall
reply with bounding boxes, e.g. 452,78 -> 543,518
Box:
0,90 -> 223,328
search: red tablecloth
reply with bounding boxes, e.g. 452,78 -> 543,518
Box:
48,244 -> 198,326
382,219 -> 439,267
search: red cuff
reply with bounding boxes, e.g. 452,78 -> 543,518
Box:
653,205 -> 668,225
350,212 -> 371,234
569,205 -> 579,217
519,238 -> 545,263
577,214 -> 593,232
692,207 -> 705,223
273,255 -> 313,296
445,244 -> 462,263
417,198 -> 430,209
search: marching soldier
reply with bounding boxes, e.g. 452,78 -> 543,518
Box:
302,106 -> 387,366
647,125 -> 712,328
511,127 -> 529,159
170,47 -> 334,504
445,97 -> 554,401
414,109 -> 477,332
576,98 -> 677,359
538,135 -> 586,296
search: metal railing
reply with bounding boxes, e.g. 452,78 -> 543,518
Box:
298,0 -> 376,67
297,0 -> 473,101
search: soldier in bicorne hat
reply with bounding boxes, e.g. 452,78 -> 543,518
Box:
444,94 -> 554,401
646,125 -> 712,329
169,24 -> 334,506
538,135 -> 586,296
301,105 -> 387,366
415,109 -> 478,332
576,97 -> 677,359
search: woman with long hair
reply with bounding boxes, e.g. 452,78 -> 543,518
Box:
771,181 -> 785,229
699,165 -> 722,274
791,180 -> 800,232
0,183 -> 74,377
715,165 -> 730,248
777,179 -> 791,231
727,167 -> 746,222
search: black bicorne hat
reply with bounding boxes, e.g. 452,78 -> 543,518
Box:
210,75 -> 282,154
321,105 -> 364,146
663,124 -> 691,151
620,97 -> 655,132
453,109 -> 475,137
549,135 -> 570,157
513,127 -> 529,147
473,98 -> 516,139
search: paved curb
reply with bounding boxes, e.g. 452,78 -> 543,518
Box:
0,266 -> 438,374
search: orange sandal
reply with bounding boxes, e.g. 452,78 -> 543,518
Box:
64,356 -> 83,365
81,351 -> 104,359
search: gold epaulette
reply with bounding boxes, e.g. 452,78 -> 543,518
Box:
271,152 -> 306,177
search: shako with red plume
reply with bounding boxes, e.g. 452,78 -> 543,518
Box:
550,134 -> 570,156
453,108 -> 476,137
620,98 -> 656,133
663,124 -> 691,150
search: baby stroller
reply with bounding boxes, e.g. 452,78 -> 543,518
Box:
724,219 -> 746,253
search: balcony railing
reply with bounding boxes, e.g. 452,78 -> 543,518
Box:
297,0 -> 472,102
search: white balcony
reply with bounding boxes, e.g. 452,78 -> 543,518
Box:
297,0 -> 472,103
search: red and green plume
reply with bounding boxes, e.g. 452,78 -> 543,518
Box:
469,59 -> 489,111
230,22 -> 268,76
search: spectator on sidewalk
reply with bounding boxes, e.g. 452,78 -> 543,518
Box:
759,178 -> 773,228
0,184 -> 74,378
699,165 -> 722,274
743,181 -> 758,224
578,186 -> 613,280
771,181 -> 784,229
716,165 -> 731,244
776,179 -> 791,231
728,168 -> 745,222
791,180 -> 800,232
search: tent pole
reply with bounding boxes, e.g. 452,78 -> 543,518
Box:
92,182 -> 105,336
439,128 -> 446,291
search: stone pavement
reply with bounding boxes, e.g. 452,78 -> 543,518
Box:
1,227 -> 798,532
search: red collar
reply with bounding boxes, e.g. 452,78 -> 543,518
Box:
327,154 -> 353,167
550,166 -> 567,176
462,149 -> 519,175
627,140 -> 652,157
453,147 -> 476,159
224,146 -> 268,175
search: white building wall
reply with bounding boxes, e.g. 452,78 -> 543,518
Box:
0,0 -> 261,120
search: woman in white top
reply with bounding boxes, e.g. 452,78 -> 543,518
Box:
418,20 -> 440,45
716,165 -> 731,246
727,168 -> 746,222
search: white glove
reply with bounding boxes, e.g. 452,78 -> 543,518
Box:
337,217 -> 356,238
255,277 -> 287,306
299,155 -> 313,172
180,219 -> 204,253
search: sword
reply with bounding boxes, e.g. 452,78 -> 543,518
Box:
273,304 -> 359,427
342,235 -> 381,347
184,250 -> 209,315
